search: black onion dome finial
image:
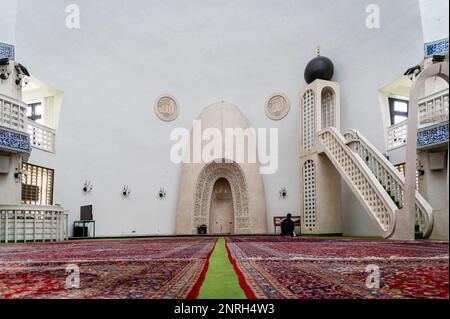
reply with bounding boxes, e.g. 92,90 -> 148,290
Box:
304,45 -> 334,84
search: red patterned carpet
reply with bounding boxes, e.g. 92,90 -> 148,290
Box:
0,237 -> 216,299
226,237 -> 449,299
1,236 -> 448,299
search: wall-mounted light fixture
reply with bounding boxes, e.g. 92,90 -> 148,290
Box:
158,187 -> 167,200
418,168 -> 425,177
82,180 -> 93,193
15,75 -> 29,89
279,187 -> 287,199
14,164 -> 26,182
404,65 -> 421,79
14,63 -> 30,89
122,185 -> 131,197
0,58 -> 10,81
432,55 -> 446,64
417,161 -> 425,178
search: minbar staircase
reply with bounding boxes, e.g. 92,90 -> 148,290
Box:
318,127 -> 434,239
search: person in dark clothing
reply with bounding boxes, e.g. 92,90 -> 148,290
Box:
281,213 -> 295,237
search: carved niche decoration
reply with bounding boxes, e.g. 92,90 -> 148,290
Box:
154,95 -> 180,122
192,161 -> 250,234
265,93 -> 290,121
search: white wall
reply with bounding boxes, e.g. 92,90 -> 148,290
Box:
0,0 -> 18,44
0,154 -> 22,204
10,0 -> 425,237
419,0 -> 449,43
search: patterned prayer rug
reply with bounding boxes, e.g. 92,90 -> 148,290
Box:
226,236 -> 449,299
0,237 -> 216,299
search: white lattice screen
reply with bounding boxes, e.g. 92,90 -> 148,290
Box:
0,96 -> 27,132
387,121 -> 408,150
321,89 -> 335,129
21,163 -> 54,206
418,89 -> 449,128
303,90 -> 315,151
303,160 -> 317,231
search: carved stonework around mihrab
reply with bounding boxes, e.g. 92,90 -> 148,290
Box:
192,161 -> 250,234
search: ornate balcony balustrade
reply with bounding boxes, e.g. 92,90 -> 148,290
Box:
0,93 -> 31,153
387,120 -> 408,151
386,89 -> 449,151
27,120 -> 56,153
418,89 -> 449,129
0,93 -> 27,132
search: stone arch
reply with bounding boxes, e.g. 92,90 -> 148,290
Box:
192,160 -> 250,234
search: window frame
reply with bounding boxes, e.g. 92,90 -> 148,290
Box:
388,97 -> 409,126
26,100 -> 44,123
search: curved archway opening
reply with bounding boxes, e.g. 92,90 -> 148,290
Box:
192,160 -> 250,235
209,178 -> 234,234
321,86 -> 336,129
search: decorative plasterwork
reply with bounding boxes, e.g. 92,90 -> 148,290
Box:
154,94 -> 180,122
265,93 -> 290,121
192,161 -> 250,234
0,127 -> 31,153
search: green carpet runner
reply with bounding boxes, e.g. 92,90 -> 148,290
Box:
197,237 -> 247,299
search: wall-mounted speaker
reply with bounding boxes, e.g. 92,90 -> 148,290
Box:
0,156 -> 10,174
429,151 -> 447,171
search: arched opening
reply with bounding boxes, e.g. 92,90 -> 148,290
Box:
209,178 -> 234,234
321,87 -> 335,129
192,160 -> 250,235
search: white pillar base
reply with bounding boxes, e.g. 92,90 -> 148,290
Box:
389,208 -> 415,241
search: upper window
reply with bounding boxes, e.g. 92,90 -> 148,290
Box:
389,98 -> 409,125
27,101 -> 44,124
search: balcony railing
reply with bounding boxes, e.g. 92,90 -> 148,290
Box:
386,89 -> 449,151
0,205 -> 68,243
387,120 -> 408,150
418,88 -> 449,128
27,120 -> 56,153
0,93 -> 27,133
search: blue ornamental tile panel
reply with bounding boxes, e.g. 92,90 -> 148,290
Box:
0,127 -> 31,153
417,122 -> 449,149
0,42 -> 15,60
424,38 -> 449,58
